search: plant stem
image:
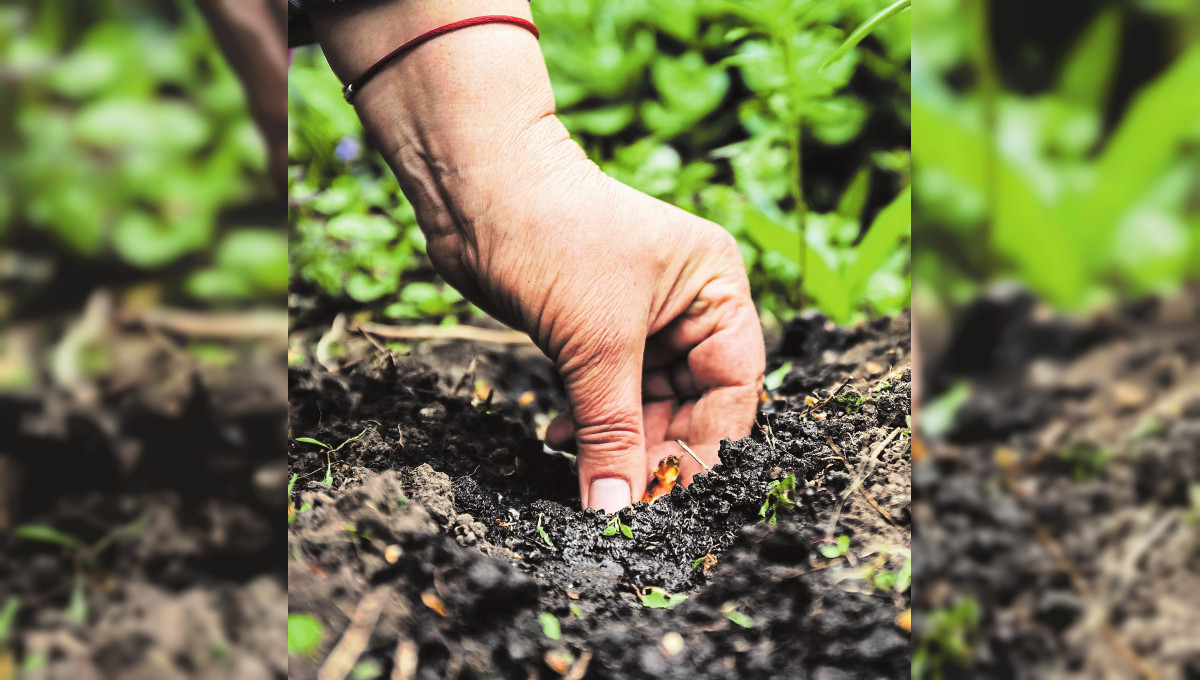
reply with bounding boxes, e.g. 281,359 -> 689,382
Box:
778,28 -> 808,302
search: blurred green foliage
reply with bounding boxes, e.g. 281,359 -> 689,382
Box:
289,0 -> 911,325
0,1 -> 281,305
913,0 -> 1200,311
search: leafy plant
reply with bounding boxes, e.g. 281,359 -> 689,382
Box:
721,602 -> 755,628
539,612 -> 562,640
820,534 -> 851,559
287,613 -> 324,656
913,597 -> 982,679
1059,442 -> 1115,482
602,514 -> 634,539
763,362 -> 793,391
288,0 -> 911,325
640,587 -> 687,609
759,474 -> 797,524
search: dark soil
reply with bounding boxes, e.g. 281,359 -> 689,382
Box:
0,329 -> 287,680
913,288 -> 1200,679
287,312 -> 912,679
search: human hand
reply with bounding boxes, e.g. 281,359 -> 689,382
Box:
311,0 -> 764,512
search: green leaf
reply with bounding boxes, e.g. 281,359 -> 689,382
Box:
296,437 -> 331,449
215,229 -> 289,294
846,186 -> 910,302
539,612 -> 562,640
620,524 -> 634,539
326,213 -> 399,242
322,463 -> 334,486
837,166 -> 872,220
919,381 -> 972,439
14,525 -> 86,551
896,557 -> 912,593
1056,8 -> 1121,111
641,589 -> 687,609
764,362 -> 792,391
536,514 -> 557,552
0,596 -> 19,642
822,0 -> 911,71
288,614 -> 324,656
722,604 -> 755,628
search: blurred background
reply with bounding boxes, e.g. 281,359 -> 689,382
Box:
287,0 -> 912,351
912,0 -> 1199,677
0,1 -> 286,678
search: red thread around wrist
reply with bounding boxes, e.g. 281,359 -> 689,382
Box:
342,15 -> 540,103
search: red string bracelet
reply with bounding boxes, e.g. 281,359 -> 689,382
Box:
343,15 -> 539,103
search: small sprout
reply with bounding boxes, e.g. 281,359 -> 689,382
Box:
838,392 -> 867,413
568,604 -> 584,619
14,525 -> 87,551
350,659 -> 383,680
602,515 -> 634,539
820,534 -> 851,559
539,612 -> 561,640
1059,442 -> 1114,481
721,603 -> 754,628
536,513 -> 556,552
896,557 -> 912,593
287,613 -> 324,656
759,474 -> 797,524
691,554 -> 718,572
66,575 -> 88,623
872,380 -> 893,393
640,587 -> 687,609
322,463 -> 334,486
0,596 -> 19,642
764,362 -> 792,391
295,437 -> 331,449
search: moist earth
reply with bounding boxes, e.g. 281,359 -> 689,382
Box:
913,289 -> 1200,679
287,312 -> 912,679
0,339 -> 288,680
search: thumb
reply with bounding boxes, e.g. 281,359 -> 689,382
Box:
560,340 -> 648,513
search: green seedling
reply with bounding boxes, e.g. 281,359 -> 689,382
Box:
296,428 -> 372,488
721,602 -> 755,628
764,362 -> 792,391
602,515 -> 634,539
568,604 -> 584,619
913,597 -> 981,679
838,392 -> 867,414
536,513 -> 557,552
640,587 -> 687,609
539,612 -> 562,640
350,658 -> 383,680
287,474 -> 312,523
287,613 -> 324,656
14,517 -> 148,625
820,534 -> 851,559
759,474 -> 797,525
872,380 -> 893,393
1059,442 -> 1115,481
0,596 -> 18,642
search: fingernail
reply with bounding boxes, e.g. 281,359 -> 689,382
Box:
588,477 -> 631,514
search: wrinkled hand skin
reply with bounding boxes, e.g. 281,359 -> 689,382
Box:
311,0 -> 764,512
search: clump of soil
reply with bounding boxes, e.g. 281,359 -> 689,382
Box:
0,335 -> 287,679
913,288 -> 1200,679
287,312 -> 912,679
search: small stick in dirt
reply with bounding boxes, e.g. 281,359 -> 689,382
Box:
318,589 -> 386,680
826,427 -> 901,538
674,439 -> 712,474
826,438 -> 896,526
816,376 -> 853,412
358,327 -> 389,354
354,321 -> 534,346
392,639 -> 418,680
